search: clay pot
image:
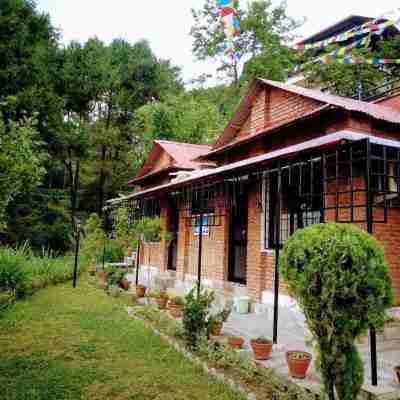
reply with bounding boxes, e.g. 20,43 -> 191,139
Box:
211,322 -> 223,336
136,285 -> 146,298
169,304 -> 183,318
228,336 -> 244,349
286,351 -> 312,379
156,297 -> 168,310
251,339 -> 273,360
96,271 -> 109,284
395,366 -> 400,384
119,279 -> 131,291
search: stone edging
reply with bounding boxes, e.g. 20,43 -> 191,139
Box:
126,306 -> 257,400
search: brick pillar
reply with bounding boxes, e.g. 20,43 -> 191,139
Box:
176,210 -> 189,279
159,200 -> 169,272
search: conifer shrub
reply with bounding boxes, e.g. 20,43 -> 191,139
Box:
280,223 -> 393,400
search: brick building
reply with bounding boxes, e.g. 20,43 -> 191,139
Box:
113,78 -> 400,307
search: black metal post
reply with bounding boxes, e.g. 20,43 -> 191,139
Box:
135,240 -> 141,286
71,159 -> 80,288
366,139 -> 378,387
197,212 -> 204,297
73,222 -> 80,288
273,162 -> 282,344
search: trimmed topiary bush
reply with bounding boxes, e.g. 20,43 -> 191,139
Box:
280,223 -> 393,400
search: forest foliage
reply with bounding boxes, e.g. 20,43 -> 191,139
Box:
1,0 -> 400,252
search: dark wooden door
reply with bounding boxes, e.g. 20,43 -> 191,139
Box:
228,189 -> 248,283
167,205 -> 179,271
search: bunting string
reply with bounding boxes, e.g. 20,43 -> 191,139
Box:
295,19 -> 398,51
217,0 -> 241,60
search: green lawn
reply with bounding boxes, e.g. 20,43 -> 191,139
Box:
0,278 -> 243,400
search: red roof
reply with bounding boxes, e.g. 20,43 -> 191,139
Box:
155,140 -> 212,170
129,140 -> 213,186
202,78 -> 400,158
124,131 -> 400,201
260,79 -> 400,124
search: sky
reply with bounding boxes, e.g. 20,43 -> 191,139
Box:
36,0 -> 400,85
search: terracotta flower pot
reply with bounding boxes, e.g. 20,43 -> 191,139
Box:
119,279 -> 131,291
395,366 -> 400,384
211,322 -> 223,336
251,340 -> 273,360
228,336 -> 244,349
136,286 -> 146,298
169,303 -> 183,318
96,271 -> 109,284
156,297 -> 168,310
286,351 -> 312,379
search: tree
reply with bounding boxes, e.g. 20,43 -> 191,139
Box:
280,223 -> 393,400
302,35 -> 400,97
134,91 -> 223,151
191,0 -> 301,84
0,115 -> 46,227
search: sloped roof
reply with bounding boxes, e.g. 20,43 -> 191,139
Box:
260,79 -> 400,124
124,131 -> 400,201
155,140 -> 212,169
297,15 -> 373,46
129,140 -> 213,186
204,78 -> 400,158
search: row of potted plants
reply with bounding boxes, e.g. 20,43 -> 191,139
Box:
147,289 -> 312,380
223,335 -> 311,379
91,271 -> 313,381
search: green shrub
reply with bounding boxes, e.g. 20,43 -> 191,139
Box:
182,287 -> 214,348
280,223 -> 394,400
95,241 -> 124,264
0,247 -> 27,292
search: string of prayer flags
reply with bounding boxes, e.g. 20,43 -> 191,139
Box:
217,0 -> 241,60
295,19 -> 397,51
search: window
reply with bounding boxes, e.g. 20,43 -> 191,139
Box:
261,161 -> 323,250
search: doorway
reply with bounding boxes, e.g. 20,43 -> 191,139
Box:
228,187 -> 248,283
167,203 -> 179,271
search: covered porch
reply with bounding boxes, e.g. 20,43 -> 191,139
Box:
108,131 -> 400,391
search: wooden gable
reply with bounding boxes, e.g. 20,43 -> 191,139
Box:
216,82 -> 324,149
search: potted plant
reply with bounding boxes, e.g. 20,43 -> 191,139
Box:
210,308 -> 231,336
286,351 -> 312,379
96,269 -> 109,284
227,336 -> 244,349
250,336 -> 273,360
395,366 -> 400,384
136,284 -> 147,298
168,296 -> 184,318
119,277 -> 131,291
152,290 -> 168,309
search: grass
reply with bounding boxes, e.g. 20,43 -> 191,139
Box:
0,277 -> 243,400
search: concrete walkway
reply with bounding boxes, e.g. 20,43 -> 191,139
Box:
222,304 -> 400,399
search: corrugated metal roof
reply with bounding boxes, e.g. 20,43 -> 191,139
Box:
124,131 -> 400,201
155,140 -> 213,169
260,79 -> 400,125
129,140 -> 214,185
204,78 -> 400,158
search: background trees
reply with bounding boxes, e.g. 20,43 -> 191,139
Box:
191,0 -> 301,84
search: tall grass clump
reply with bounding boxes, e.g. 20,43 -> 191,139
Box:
0,243 -> 90,309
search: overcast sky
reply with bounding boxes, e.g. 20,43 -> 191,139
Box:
36,0 -> 400,85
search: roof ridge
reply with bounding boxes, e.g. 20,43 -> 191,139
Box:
155,139 -> 211,148
258,78 -> 400,120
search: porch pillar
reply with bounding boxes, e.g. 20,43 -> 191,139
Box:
366,139 -> 378,387
273,161 -> 282,344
